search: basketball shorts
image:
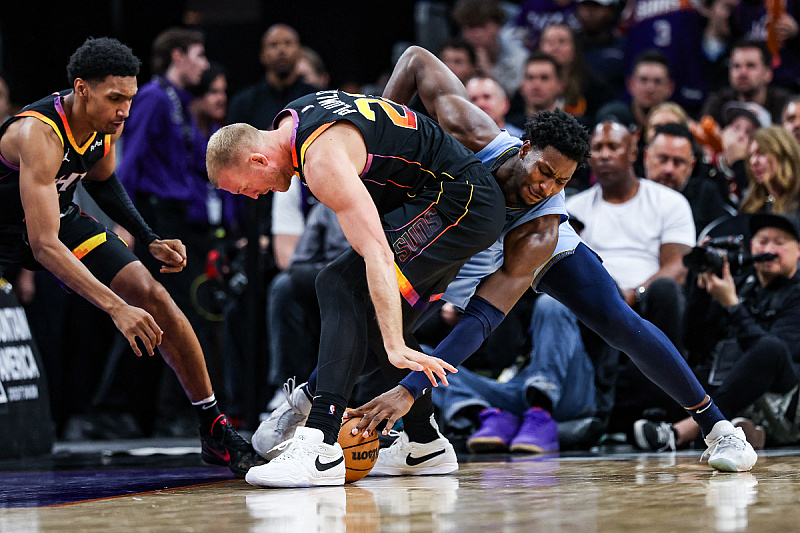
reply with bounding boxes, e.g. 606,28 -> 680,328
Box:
0,204 -> 137,287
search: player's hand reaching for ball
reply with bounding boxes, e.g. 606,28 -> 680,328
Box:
148,239 -> 188,273
109,303 -> 163,357
386,345 -> 457,387
343,385 -> 414,437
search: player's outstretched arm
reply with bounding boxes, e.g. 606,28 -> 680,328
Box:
383,45 -> 499,153
16,120 -> 162,356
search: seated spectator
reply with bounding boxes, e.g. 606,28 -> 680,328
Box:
643,102 -> 689,146
452,0 -> 529,96
596,50 -> 675,134
538,23 -> 615,125
782,95 -> 800,145
712,101 -> 771,208
635,100 -> 688,177
575,0 -> 626,100
740,126 -> 800,219
465,75 -> 523,137
635,213 -> 800,451
507,53 -> 564,130
701,40 -> 793,127
645,123 -> 733,235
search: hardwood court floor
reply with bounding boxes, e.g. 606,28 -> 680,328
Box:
1,443 -> 799,532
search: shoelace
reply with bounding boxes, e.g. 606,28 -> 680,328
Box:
383,431 -> 409,456
268,437 -> 303,462
701,433 -> 746,461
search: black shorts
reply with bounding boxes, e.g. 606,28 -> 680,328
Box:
383,163 -> 505,312
0,204 -> 138,287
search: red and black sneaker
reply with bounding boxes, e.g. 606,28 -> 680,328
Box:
201,414 -> 267,478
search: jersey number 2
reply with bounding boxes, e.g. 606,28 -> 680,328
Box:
354,97 -> 418,130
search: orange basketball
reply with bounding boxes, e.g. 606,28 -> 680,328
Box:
338,414 -> 380,482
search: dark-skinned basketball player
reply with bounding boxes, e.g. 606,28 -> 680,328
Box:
264,46 -> 757,474
0,37 -> 264,477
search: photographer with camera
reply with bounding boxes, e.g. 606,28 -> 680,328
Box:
634,213 -> 800,451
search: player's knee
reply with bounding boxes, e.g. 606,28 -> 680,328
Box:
138,278 -> 173,310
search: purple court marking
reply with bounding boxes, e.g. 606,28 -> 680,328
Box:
0,467 -> 235,508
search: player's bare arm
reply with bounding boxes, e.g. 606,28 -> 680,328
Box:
383,45 -> 499,153
13,118 -> 162,356
84,140 -> 187,274
473,214 -> 561,312
302,122 -> 456,385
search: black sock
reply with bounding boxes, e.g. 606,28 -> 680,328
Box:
194,396 -> 223,436
403,413 -> 439,444
306,391 -> 346,445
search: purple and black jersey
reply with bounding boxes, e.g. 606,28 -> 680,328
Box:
0,90 -> 110,230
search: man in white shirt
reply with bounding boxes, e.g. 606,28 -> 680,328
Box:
567,121 -> 695,304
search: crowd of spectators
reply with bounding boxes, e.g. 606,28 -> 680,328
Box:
2,0 -> 800,454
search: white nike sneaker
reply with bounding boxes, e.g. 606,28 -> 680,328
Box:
369,417 -> 458,476
245,426 -> 346,488
252,378 -> 312,460
702,420 -> 758,472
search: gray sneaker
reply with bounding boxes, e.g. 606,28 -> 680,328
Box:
252,378 -> 312,460
702,421 -> 758,472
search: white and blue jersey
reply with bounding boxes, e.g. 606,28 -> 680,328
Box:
442,130 -> 584,309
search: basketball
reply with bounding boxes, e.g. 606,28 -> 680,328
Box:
338,414 -> 381,482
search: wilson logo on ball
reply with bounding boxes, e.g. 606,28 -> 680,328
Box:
351,449 -> 379,461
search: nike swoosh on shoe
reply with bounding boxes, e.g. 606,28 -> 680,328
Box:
405,449 -> 446,466
315,455 -> 344,471
209,448 -> 231,463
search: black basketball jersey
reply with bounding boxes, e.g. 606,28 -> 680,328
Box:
274,90 -> 482,214
0,90 -> 111,229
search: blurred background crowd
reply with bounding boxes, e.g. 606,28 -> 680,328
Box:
1,0 -> 799,455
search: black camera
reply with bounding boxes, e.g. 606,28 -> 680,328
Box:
683,235 -> 777,276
